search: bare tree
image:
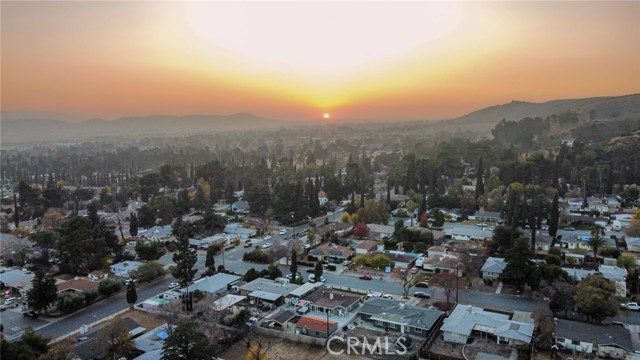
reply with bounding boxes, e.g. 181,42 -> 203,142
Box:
431,272 -> 459,305
393,267 -> 425,299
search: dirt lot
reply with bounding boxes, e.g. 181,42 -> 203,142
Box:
219,334 -> 402,360
428,333 -> 514,359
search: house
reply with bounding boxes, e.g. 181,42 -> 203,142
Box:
625,237 -> 640,253
110,261 -> 144,278
318,191 -> 328,205
264,309 -> 297,329
481,257 -> 506,280
562,267 -> 627,297
310,244 -> 354,263
239,278 -> 301,308
446,227 -> 489,241
301,286 -> 362,316
554,319 -> 633,359
0,269 -> 35,295
471,211 -> 501,223
231,201 -> 250,214
426,246 -> 448,258
422,256 -> 464,276
56,278 -> 99,294
413,228 -> 447,244
367,224 -> 396,240
534,233 -> 554,252
441,305 -> 534,346
295,316 -> 338,338
373,251 -> 419,269
358,298 -> 443,338
184,273 -> 241,296
138,225 -> 173,241
224,223 -> 257,239
355,240 -> 383,255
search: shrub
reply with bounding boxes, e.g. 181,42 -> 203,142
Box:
242,249 -> 270,263
98,278 -> 122,297
83,290 -> 99,305
135,241 -> 166,261
56,291 -> 86,312
134,261 -> 166,282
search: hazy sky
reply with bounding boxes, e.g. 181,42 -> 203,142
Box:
2,1 -> 639,122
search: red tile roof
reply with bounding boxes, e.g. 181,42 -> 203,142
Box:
296,316 -> 337,333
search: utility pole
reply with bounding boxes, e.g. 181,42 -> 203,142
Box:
455,264 -> 459,304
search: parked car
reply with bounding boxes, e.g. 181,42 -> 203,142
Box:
22,311 -> 39,319
342,260 -> 352,267
359,274 -> 372,280
263,235 -> 272,240
244,241 -> 252,248
285,272 -> 301,280
4,297 -> 16,305
563,227 -> 576,231
308,274 -> 326,283
0,304 -> 7,311
381,294 -> 392,299
541,225 -> 549,231
621,302 -> 640,311
415,282 -> 429,288
414,291 -> 431,299
279,229 -> 287,235
261,243 -> 272,249
476,223 -> 488,227
168,282 -> 180,289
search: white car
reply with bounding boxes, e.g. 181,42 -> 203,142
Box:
263,235 -> 272,240
622,302 -> 640,311
279,229 -> 287,235
168,282 -> 180,289
262,243 -> 272,249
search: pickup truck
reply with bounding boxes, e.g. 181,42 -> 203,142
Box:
621,302 -> 640,311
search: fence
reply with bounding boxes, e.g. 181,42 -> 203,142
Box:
328,285 -> 369,295
418,314 -> 464,360
49,307 -> 130,344
253,326 -> 327,346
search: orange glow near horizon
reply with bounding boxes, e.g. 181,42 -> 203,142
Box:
1,1 -> 639,122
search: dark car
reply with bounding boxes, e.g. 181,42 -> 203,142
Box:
23,311 -> 39,319
414,291 -> 431,299
563,227 -> 576,231
415,282 -> 429,288
306,269 -> 315,273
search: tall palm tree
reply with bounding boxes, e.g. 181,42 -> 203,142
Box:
588,225 -> 607,263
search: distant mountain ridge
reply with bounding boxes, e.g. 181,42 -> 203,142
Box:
444,93 -> 640,132
1,113 -> 290,145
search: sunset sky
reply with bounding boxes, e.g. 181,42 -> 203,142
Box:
1,1 -> 639,122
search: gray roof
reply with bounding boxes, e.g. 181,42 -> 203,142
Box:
481,257 -> 506,274
360,298 -> 442,330
474,211 -> 501,218
139,225 -> 173,239
441,305 -> 533,345
0,269 -> 35,291
240,278 -> 301,296
184,273 -> 241,295
554,319 -> 633,351
249,290 -> 282,302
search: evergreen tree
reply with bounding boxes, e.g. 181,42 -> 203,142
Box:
13,192 -> 19,227
87,201 -> 100,226
126,279 -> 138,310
129,213 -> 139,237
314,261 -> 323,281
290,250 -> 298,282
162,322 -> 215,360
475,156 -> 484,202
499,238 -> 533,292
205,245 -> 216,271
549,191 -> 559,242
172,219 -> 198,288
26,269 -> 58,314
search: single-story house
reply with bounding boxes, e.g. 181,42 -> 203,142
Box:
302,286 -> 362,316
427,246 -> 448,258
471,211 -> 502,223
239,278 -> 301,307
368,251 -> 418,269
110,261 -> 144,278
231,201 -> 250,214
310,244 -> 354,262
0,269 -> 35,295
446,227 -> 490,241
184,273 -> 241,296
88,270 -> 108,282
295,316 -> 338,338
288,282 -> 323,300
358,298 -> 443,338
367,224 -> 396,240
562,268 -> 627,297
481,257 -> 506,280
138,225 -> 173,241
264,309 -> 297,329
625,237 -> 640,253
413,228 -> 447,244
355,240 -> 383,254
534,233 -> 554,252
56,278 -> 99,294
224,224 -> 257,239
554,319 -> 633,359
422,256 -> 464,276
441,305 -> 534,346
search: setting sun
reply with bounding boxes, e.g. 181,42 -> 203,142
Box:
323,113 -> 330,119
